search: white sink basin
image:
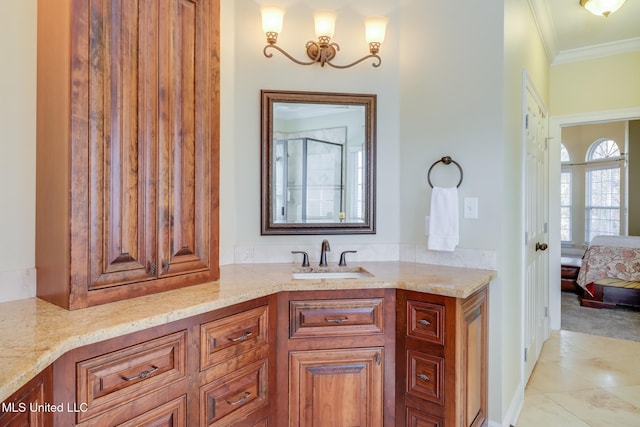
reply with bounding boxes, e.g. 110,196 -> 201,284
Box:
292,266 -> 373,280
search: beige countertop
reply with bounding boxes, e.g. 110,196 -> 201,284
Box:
0,261 -> 494,402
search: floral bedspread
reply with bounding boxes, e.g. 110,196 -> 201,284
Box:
577,243 -> 640,295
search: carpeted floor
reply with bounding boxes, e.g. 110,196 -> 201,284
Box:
561,291 -> 640,342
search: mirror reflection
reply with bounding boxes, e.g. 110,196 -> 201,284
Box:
261,91 -> 376,235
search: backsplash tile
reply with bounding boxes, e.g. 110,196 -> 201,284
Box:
231,244 -> 496,270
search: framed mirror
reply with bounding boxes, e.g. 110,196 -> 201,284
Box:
261,90 -> 376,235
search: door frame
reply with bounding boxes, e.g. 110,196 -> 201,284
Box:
548,107 -> 640,330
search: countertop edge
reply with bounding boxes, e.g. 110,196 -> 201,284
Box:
0,263 -> 494,402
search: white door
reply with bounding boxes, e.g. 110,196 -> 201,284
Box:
523,81 -> 549,383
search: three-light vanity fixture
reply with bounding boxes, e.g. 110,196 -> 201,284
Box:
261,7 -> 388,69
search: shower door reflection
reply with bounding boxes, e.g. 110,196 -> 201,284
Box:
274,137 -> 344,223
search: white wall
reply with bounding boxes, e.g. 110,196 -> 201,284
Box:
220,0 -> 401,265
0,0 -> 37,302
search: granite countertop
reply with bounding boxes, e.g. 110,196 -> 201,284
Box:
0,261 -> 494,402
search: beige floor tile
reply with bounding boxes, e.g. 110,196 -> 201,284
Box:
519,330 -> 640,427
525,360 -> 600,394
517,393 -> 590,427
546,388 -> 640,427
607,385 -> 640,408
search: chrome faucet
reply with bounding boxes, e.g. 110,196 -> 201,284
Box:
319,239 -> 331,267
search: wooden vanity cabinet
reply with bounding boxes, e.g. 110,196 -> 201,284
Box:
36,0 -> 220,310
4,286 -> 489,426
0,366 -> 53,427
276,289 -> 396,427
396,287 -> 488,427
49,297 -> 275,426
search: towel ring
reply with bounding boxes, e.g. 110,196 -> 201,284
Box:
427,156 -> 463,188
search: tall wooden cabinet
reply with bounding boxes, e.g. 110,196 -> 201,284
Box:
36,0 -> 220,309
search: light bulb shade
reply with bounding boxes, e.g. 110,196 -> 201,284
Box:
314,10 -> 337,39
261,7 -> 284,34
580,0 -> 626,17
365,16 -> 388,44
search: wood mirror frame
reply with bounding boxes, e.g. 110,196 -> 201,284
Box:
261,90 -> 376,235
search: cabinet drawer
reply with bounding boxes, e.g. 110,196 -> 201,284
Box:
405,406 -> 443,427
289,298 -> 384,338
407,300 -> 445,345
76,331 -> 187,422
201,358 -> 268,426
118,395 -> 187,427
406,350 -> 444,405
200,305 -> 269,371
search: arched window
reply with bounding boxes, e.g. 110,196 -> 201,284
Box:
560,144 -> 572,241
587,138 -> 621,161
585,139 -> 622,242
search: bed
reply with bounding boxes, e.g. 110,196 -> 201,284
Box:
577,235 -> 640,309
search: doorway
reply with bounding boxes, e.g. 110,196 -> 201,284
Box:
548,108 -> 640,331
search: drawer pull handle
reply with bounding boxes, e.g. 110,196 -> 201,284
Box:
228,331 -> 252,342
418,319 -> 431,326
122,365 -> 158,382
226,391 -> 251,405
325,317 -> 348,323
417,373 -> 430,382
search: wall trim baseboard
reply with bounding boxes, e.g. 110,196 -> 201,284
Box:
0,267 -> 36,303
501,382 -> 525,427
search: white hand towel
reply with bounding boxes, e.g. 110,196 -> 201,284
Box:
427,187 -> 459,252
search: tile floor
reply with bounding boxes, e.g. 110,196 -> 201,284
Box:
517,330 -> 640,426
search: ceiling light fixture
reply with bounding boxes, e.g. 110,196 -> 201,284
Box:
261,7 -> 388,69
579,0 -> 627,17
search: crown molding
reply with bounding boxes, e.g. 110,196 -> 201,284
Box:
552,37 -> 640,65
528,1 -> 640,65
527,0 -> 559,63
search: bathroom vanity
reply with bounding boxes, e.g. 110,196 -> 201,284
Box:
0,262 -> 492,427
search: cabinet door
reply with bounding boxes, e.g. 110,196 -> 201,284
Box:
460,289 -> 488,427
0,367 -> 52,427
86,0 -> 159,290
156,0 -> 214,278
289,347 -> 383,427
86,0 -> 214,289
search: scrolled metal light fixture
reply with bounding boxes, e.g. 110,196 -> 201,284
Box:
261,7 -> 388,69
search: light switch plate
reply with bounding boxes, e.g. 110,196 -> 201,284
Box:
464,197 -> 478,219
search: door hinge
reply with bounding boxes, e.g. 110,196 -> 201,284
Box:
524,347 -> 528,363
544,222 -> 548,233
525,114 -> 529,129
545,306 -> 548,317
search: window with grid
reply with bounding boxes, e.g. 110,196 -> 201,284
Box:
585,139 -> 622,242
560,172 -> 572,242
560,144 -> 571,241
